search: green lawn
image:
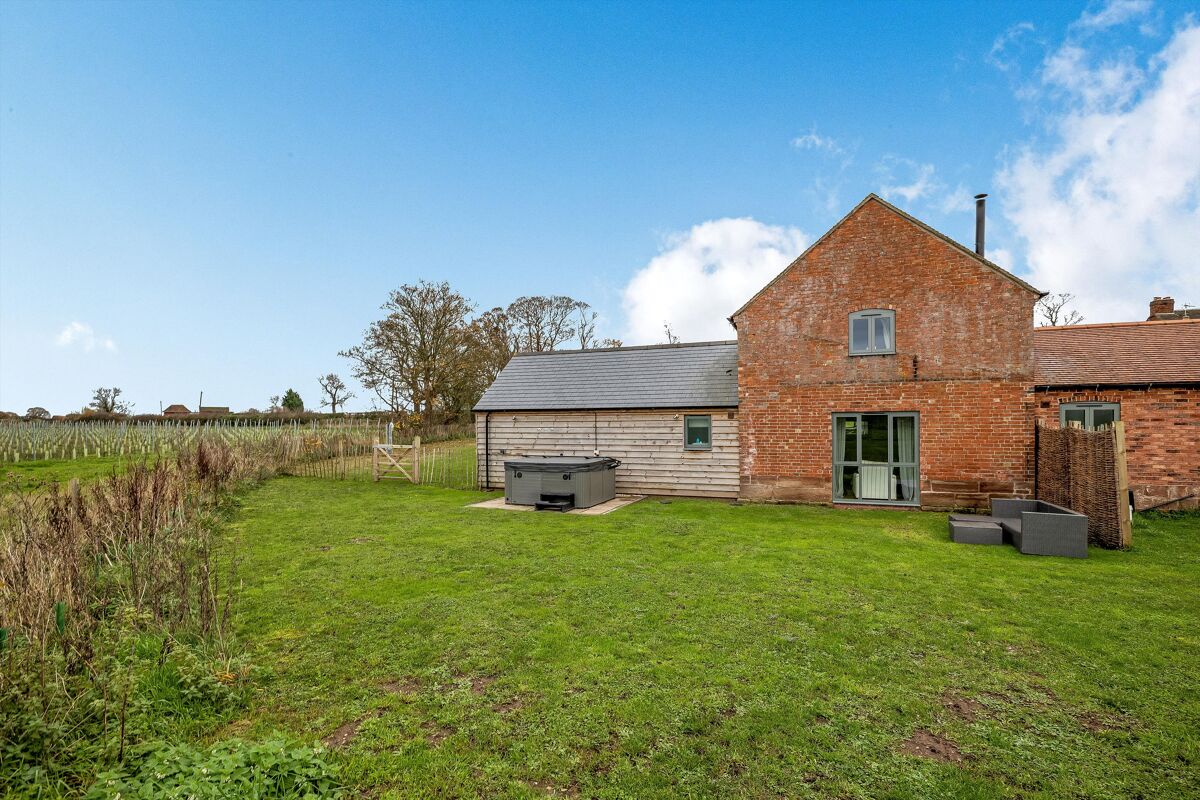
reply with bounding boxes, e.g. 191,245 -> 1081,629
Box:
1,455 -> 139,491
224,478 -> 1199,799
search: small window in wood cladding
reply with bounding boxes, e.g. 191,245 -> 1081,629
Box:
684,415 -> 712,450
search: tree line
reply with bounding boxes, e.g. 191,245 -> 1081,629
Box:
339,282 -> 620,422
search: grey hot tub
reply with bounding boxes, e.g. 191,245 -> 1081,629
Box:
504,456 -> 620,510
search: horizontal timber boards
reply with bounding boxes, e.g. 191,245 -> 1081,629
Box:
476,409 -> 738,498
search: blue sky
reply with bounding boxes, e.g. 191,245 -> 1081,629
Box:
2,0 -> 1198,414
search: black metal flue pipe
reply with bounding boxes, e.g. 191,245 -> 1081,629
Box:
974,193 -> 987,256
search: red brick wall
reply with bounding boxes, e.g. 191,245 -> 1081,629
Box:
1033,387 -> 1200,510
734,197 -> 1040,509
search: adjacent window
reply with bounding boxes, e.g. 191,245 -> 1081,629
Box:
849,309 -> 895,355
684,414 -> 712,450
1061,402 -> 1120,430
832,412 -> 919,505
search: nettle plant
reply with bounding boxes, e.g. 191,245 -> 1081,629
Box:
87,737 -> 339,799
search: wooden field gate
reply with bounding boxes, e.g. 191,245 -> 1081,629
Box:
373,436 -> 421,483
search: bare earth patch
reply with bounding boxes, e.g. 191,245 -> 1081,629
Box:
422,720 -> 455,745
470,675 -> 496,694
493,697 -> 523,713
524,778 -> 578,797
380,677 -> 420,695
898,730 -> 966,765
323,711 -> 382,749
1079,711 -> 1130,733
941,690 -> 985,722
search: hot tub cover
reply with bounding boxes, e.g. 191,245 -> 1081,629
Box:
503,456 -> 620,473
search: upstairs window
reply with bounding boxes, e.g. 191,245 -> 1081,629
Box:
684,415 -> 712,450
849,309 -> 895,355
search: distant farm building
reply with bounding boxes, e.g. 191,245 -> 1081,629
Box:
163,404 -> 191,416
199,406 -> 231,415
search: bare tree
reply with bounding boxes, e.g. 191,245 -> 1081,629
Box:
573,311 -> 624,350
507,295 -> 585,352
340,281 -> 475,419
662,322 -> 680,344
318,373 -> 355,414
576,307 -> 599,349
268,395 -> 281,412
1036,293 -> 1084,327
89,387 -> 132,415
25,406 -> 50,420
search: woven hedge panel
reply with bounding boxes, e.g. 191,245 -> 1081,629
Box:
1036,422 -> 1129,549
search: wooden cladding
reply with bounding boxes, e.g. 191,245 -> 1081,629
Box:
476,409 -> 739,498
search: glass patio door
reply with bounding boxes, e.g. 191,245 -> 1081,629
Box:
833,412 -> 919,505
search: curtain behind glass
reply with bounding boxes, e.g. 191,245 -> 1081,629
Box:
893,416 -> 916,462
835,417 -> 850,462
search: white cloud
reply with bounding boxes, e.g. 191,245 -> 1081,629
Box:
988,247 -> 1017,272
621,218 -> 810,344
1074,0 -> 1153,32
876,156 -> 938,203
937,185 -> 976,215
998,14 -> 1200,322
988,21 -> 1037,71
1043,42 -> 1144,109
56,321 -> 117,353
791,129 -> 845,157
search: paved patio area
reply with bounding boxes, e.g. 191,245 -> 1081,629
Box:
468,495 -> 644,515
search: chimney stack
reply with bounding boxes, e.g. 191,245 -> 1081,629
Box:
974,193 -> 987,257
1148,296 -> 1175,319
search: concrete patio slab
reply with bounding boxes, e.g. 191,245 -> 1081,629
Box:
468,495 -> 644,516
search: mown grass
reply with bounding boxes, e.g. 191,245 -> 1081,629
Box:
224,478 -> 1200,799
1,455 -> 139,491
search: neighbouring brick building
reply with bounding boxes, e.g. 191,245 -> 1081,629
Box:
1033,317 -> 1200,510
476,194 -> 1199,511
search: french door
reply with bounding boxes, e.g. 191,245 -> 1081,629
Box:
832,412 -> 919,505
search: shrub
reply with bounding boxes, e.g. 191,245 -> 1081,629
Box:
0,441 -> 283,796
87,737 -> 338,799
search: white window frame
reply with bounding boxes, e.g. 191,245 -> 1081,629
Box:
848,309 -> 896,355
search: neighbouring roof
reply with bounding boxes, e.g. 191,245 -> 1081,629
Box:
474,341 -> 739,411
163,404 -> 191,413
731,194 -> 1043,321
1034,319 -> 1200,386
1151,308 -> 1200,321
199,406 -> 230,414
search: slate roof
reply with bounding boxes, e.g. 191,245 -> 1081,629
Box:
1033,319 -> 1200,386
474,341 -> 739,411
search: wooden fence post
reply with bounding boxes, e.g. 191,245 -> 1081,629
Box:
372,438 -> 379,482
412,436 -> 421,484
1113,421 -> 1132,548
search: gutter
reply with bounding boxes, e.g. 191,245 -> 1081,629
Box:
1032,381 -> 1200,391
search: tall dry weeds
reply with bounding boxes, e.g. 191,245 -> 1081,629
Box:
0,439 -> 278,675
